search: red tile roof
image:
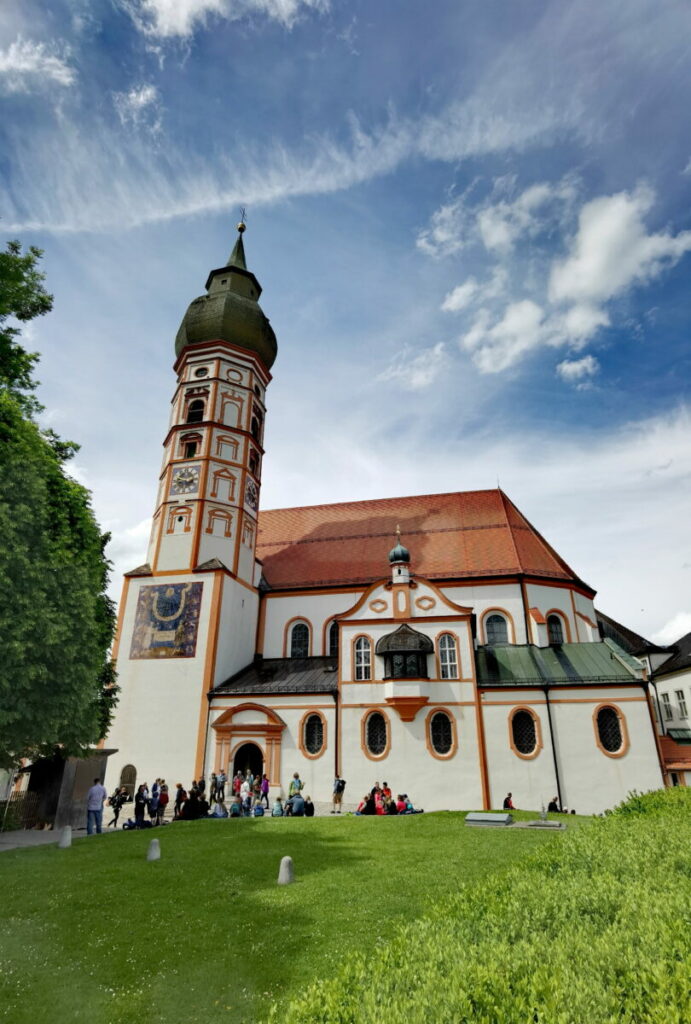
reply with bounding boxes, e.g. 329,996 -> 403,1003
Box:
256,488 -> 591,592
659,735 -> 691,770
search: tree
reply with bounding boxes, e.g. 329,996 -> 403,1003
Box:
0,241 -> 117,769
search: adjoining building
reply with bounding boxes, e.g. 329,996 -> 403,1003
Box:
104,227 -> 667,814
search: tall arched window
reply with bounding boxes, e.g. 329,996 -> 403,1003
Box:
365,711 -> 387,756
511,709 -> 538,756
430,712 -> 453,754
355,636 -> 371,680
547,614 -> 564,645
438,634 -> 459,679
596,706 -> 623,754
290,622 -> 310,658
486,614 -> 509,645
303,714 -> 324,755
186,399 -> 205,424
328,620 -> 339,658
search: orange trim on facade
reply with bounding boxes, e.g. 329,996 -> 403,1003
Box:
576,609 -> 598,630
592,703 -> 630,759
385,695 -> 429,721
297,709 -> 328,760
508,705 -> 543,761
360,707 -> 391,761
425,706 -> 459,760
111,576 -> 131,662
282,616 -> 314,658
194,571 -> 223,779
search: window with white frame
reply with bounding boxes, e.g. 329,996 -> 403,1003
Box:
661,692 -> 673,721
676,690 -> 688,718
438,633 -> 459,679
485,614 -> 509,645
290,622 -> 310,658
355,636 -> 371,680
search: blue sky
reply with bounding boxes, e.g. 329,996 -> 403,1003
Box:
2,0 -> 691,642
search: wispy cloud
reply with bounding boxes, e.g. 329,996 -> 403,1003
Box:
377,342 -> 446,391
556,354 -> 599,388
0,37 -> 75,93
652,611 -> 691,647
119,0 -> 329,38
113,83 -> 162,133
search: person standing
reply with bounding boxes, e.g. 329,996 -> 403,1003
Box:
86,778 -> 108,834
209,772 -> 217,801
252,775 -> 261,807
331,774 -> 346,813
217,770 -> 227,801
173,783 -> 186,820
288,772 -> 303,799
107,786 -> 128,829
259,773 -> 270,808
157,782 -> 169,824
134,784 -> 148,828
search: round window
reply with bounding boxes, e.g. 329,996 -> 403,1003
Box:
430,712 -> 453,755
366,712 -> 387,756
304,714 -> 324,756
512,710 -> 537,756
194,367 -> 209,378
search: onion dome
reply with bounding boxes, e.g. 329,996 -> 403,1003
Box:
388,525 -> 410,564
175,220 -> 277,370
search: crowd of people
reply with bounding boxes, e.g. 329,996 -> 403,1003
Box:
354,781 -> 422,815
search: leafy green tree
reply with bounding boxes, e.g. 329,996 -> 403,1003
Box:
0,241 -> 117,769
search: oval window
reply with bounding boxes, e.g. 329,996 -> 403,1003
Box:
366,712 -> 387,756
597,707 -> 623,753
304,714 -> 324,756
512,710 -> 537,756
430,712 -> 453,755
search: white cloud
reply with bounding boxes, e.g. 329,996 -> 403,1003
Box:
113,83 -> 162,132
556,354 -> 599,386
549,186 -> 691,306
652,612 -> 691,647
441,278 -> 478,313
416,199 -> 468,259
377,342 -> 446,391
120,0 -> 328,37
461,300 -> 545,373
0,37 -> 75,93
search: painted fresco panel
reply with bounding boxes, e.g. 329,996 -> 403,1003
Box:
130,583 -> 204,659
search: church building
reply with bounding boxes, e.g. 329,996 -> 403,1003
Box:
105,226 -> 665,814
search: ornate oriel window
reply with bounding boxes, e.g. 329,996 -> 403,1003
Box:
511,709 -> 537,756
328,620 -> 339,658
430,712 -> 453,755
290,622 -> 310,658
376,624 -> 433,679
438,633 -> 459,679
365,712 -> 387,756
486,614 -> 509,645
355,636 -> 371,680
303,714 -> 324,755
596,706 -> 623,753
547,614 -> 564,645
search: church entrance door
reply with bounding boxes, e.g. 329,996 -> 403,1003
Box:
232,742 -> 263,779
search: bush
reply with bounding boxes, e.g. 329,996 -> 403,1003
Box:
275,789 -> 691,1023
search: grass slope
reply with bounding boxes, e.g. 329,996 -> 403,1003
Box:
0,812 -> 566,1023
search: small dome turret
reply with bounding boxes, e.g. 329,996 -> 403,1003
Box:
388,526 -> 410,565
175,220 -> 277,369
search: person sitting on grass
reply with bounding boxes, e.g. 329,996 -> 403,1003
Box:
211,800 -> 228,818
548,796 -> 560,813
384,796 -> 398,815
304,796 -> 315,817
230,795 -> 243,818
290,791 -> 306,817
272,797 -> 284,817
395,794 -> 407,814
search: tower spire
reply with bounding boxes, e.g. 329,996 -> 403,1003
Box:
227,214 -> 248,270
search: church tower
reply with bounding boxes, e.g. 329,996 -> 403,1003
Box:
106,223 -> 277,788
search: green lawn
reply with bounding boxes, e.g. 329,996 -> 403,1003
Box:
0,812 -> 578,1024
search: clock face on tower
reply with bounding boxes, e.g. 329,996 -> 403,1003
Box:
170,465 -> 200,495
245,478 -> 259,510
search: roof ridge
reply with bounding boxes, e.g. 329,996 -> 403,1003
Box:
259,487 -> 503,517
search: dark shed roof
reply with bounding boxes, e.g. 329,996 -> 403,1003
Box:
212,657 -> 338,697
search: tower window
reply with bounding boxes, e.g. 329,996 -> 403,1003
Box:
186,399 -> 205,424
365,712 -> 387,757
596,706 -> 624,754
485,614 -> 509,645
193,367 -> 208,378
249,450 -> 259,476
547,614 -> 564,645
290,622 -> 310,658
438,633 -> 459,679
253,385 -> 261,397
184,442 -> 198,459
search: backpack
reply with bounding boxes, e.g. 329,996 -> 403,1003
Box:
253,805 -> 265,817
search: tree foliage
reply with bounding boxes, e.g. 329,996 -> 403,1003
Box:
0,241 -> 117,769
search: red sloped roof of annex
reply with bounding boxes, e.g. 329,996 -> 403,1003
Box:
256,488 -> 589,592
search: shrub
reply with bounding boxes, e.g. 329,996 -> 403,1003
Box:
275,789 -> 691,1023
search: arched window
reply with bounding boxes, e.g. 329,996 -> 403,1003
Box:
365,712 -> 387,756
303,714 -> 324,755
511,709 -> 537,756
290,622 -> 310,658
249,449 -> 259,476
430,712 -> 453,755
597,706 -> 623,754
119,764 -> 136,798
355,636 -> 371,680
547,614 -> 564,645
486,614 -> 509,645
186,399 -> 205,424
328,621 -> 339,658
438,634 -> 458,679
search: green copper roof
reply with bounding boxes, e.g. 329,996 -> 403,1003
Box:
475,642 -> 643,686
175,227 -> 277,369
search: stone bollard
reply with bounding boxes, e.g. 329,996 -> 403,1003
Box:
277,855 -> 294,885
57,826 -> 72,849
147,838 -> 161,861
